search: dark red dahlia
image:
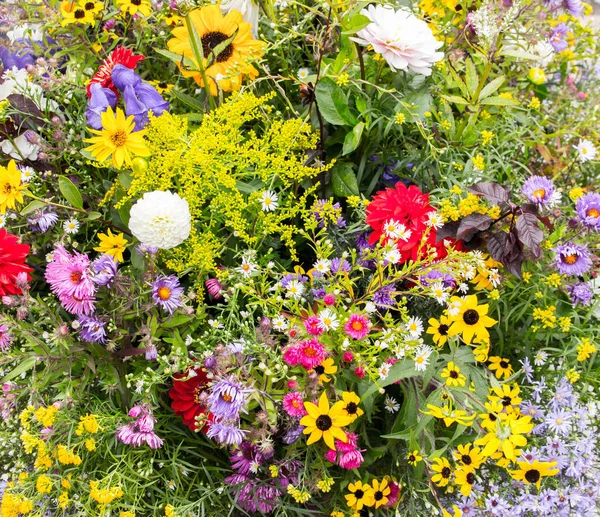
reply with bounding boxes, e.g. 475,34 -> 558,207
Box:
86,46 -> 145,98
0,229 -> 32,297
169,366 -> 213,433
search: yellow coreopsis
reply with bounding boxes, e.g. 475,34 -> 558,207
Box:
447,295 -> 497,344
0,160 -> 25,214
300,392 -> 353,450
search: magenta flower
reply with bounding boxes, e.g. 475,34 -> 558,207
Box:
282,345 -> 301,367
116,404 -> 163,449
283,392 -> 307,418
304,315 -> 323,336
0,325 -> 13,352
296,339 -> 326,369
344,314 -> 371,340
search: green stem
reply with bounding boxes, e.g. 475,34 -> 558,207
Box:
185,14 -> 217,111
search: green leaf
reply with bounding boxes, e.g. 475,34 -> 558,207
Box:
20,200 -> 45,216
331,163 -> 359,197
465,59 -> 479,97
118,171 -> 132,189
2,356 -> 36,382
342,13 -> 371,34
479,76 -> 505,100
315,77 -> 356,126
58,175 -> 84,209
204,28 -> 238,68
153,48 -> 197,71
87,211 -> 102,221
480,95 -> 519,106
448,66 -> 470,100
440,94 -> 469,105
362,360 -> 420,400
171,89 -> 206,112
341,122 -> 364,156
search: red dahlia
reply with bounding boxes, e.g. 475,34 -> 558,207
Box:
0,229 -> 32,297
366,182 -> 457,263
86,46 -> 145,98
169,366 -> 213,433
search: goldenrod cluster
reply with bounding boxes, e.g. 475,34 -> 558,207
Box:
75,413 -> 101,435
317,477 -> 335,492
287,484 -> 311,503
577,337 -> 597,361
0,490 -> 34,517
117,92 -> 330,278
532,305 -> 557,329
89,481 -> 124,504
57,445 -> 82,466
439,194 -> 500,222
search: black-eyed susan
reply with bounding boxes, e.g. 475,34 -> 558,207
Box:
487,383 -> 522,409
479,400 -> 503,431
406,450 -> 422,466
0,160 -> 25,214
149,81 -> 174,95
299,392 -> 353,450
94,229 -> 128,263
431,457 -> 453,487
345,480 -> 374,511
452,444 -> 485,470
454,468 -> 477,496
81,0 -> 103,16
117,0 -> 152,17
370,479 -> 391,508
472,340 -> 490,362
312,357 -> 337,383
84,107 -> 150,169
475,412 -> 534,461
509,460 -> 559,489
423,403 -> 475,427
426,314 -> 452,346
60,0 -> 96,26
447,295 -> 497,344
488,356 -> 514,380
167,5 -> 265,95
339,391 -> 363,422
441,361 -> 466,387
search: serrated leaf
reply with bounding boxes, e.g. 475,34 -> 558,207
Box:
331,163 -> 359,197
315,77 -> 356,126
468,182 -> 510,205
58,175 -> 83,209
448,66 -> 470,99
479,96 -> 519,106
479,76 -> 505,99
342,122 -> 364,156
465,59 -> 478,97
20,200 -> 45,216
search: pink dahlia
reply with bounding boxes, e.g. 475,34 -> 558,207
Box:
283,392 -> 307,418
296,339 -> 326,370
344,314 -> 371,340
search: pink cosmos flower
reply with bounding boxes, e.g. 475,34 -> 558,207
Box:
344,314 -> 371,340
282,392 -> 307,418
296,339 -> 326,370
303,315 -> 324,336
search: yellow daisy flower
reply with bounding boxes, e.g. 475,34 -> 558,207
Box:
371,479 -> 390,508
509,460 -> 559,489
150,81 -> 175,95
447,295 -> 497,344
487,383 -> 522,409
345,480 -> 374,511
488,356 -> 513,380
426,314 -> 452,346
340,391 -> 363,422
94,229 -> 128,262
84,107 -> 150,169
475,412 -> 534,461
60,0 -> 96,26
441,361 -> 466,387
431,457 -> 453,487
117,0 -> 152,17
454,468 -> 477,497
299,392 -> 353,450
312,357 -> 337,383
0,160 -> 25,214
453,443 -> 485,470
407,450 -> 422,466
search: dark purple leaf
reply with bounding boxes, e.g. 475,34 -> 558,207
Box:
487,230 -> 523,278
515,213 -> 543,258
487,232 -> 509,263
436,221 -> 460,243
456,214 -> 493,242
537,216 -> 554,231
468,182 -> 510,205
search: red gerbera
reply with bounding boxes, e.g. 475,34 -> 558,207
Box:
86,46 -> 145,98
366,182 -> 458,263
0,229 -> 32,297
169,366 -> 213,433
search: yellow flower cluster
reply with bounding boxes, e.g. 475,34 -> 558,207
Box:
57,445 -> 82,466
33,406 -> 58,428
544,273 -> 562,288
577,337 -> 597,361
1,491 -> 34,517
532,305 -> 557,329
35,475 -> 52,494
472,154 -> 485,171
481,130 -> 494,145
75,414 -> 101,435
317,477 -> 335,492
439,194 -> 500,222
566,368 -> 580,383
287,484 -> 311,503
89,481 -> 124,504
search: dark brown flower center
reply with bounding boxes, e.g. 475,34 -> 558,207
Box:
502,396 -> 512,407
438,324 -> 449,335
315,414 -> 332,431
313,365 -> 325,375
525,469 -> 541,483
84,2 -> 95,10
374,491 -> 384,501
345,402 -> 358,415
201,31 -> 234,63
499,360 -> 509,368
74,9 -> 86,18
463,309 -> 480,325
466,472 -> 475,484
354,489 -> 364,499
2,183 -> 13,195
449,370 -> 459,379
461,455 -> 472,465
131,0 -> 142,5
488,413 -> 497,422
441,467 -> 451,478
408,454 -> 416,462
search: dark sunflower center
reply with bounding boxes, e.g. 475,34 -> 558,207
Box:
449,370 -> 459,379
502,396 -> 512,407
525,469 -> 541,483
2,183 -> 13,195
499,360 -> 509,368
201,31 -> 234,63
315,414 -> 332,431
463,309 -> 480,325
74,9 -> 85,19
489,413 -> 497,422
131,0 -> 141,5
345,402 -> 358,414
374,491 -> 383,501
461,455 -> 472,465
441,467 -> 451,478
313,365 -> 325,375
158,82 -> 168,88
466,472 -> 475,484
354,489 -> 364,499
438,324 -> 449,335
408,454 -> 416,462
84,2 -> 94,9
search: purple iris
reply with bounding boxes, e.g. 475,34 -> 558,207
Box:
549,24 -> 570,52
552,243 -> 592,276
0,46 -> 34,70
566,283 -> 594,307
522,176 -> 555,206
86,83 -> 117,130
78,315 -> 107,344
576,193 -> 600,231
91,254 -> 118,286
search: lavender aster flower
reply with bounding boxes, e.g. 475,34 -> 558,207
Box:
566,283 -> 594,307
549,23 -> 569,52
207,377 -> 250,420
91,254 -> 118,286
522,176 -> 558,206
27,209 -> 58,233
282,424 -> 304,444
552,243 -> 592,276
206,421 -> 247,445
77,316 -> 107,344
545,408 -> 573,435
330,258 -> 351,273
576,193 -> 600,231
151,275 -> 184,314
372,283 -> 396,308
230,441 -> 261,475
565,0 -> 583,15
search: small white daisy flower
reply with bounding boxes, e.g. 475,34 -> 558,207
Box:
405,316 -> 424,338
383,219 -> 404,240
208,319 -> 224,329
297,67 -> 311,81
383,246 -> 402,264
318,308 -> 339,331
378,363 -> 391,380
426,211 -> 444,229
63,218 -> 79,234
20,166 -> 35,183
574,139 -> 597,162
413,344 -> 433,371
534,350 -> 548,366
384,396 -> 400,413
364,301 -> 377,314
260,190 -> 279,212
272,315 -> 289,331
313,258 -> 331,274
0,214 -> 6,229
236,258 -> 258,278
286,280 -> 305,299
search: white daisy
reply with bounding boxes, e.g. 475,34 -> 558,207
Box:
383,245 -> 402,264
430,282 -> 449,304
405,316 -> 424,338
488,269 -> 501,288
0,214 -> 6,229
574,139 -> 597,163
383,219 -> 405,240
318,308 -> 339,331
378,363 -> 391,380
237,258 -> 258,278
447,298 -> 463,316
20,166 -> 35,183
364,301 -> 377,314
297,67 -> 311,81
313,258 -> 331,275
534,350 -> 548,366
260,190 -> 279,212
272,315 -> 289,332
208,319 -> 224,329
286,280 -> 305,299
426,211 -> 444,229
63,218 -> 79,234
384,396 -> 400,413
457,282 -> 469,294
413,345 -> 433,371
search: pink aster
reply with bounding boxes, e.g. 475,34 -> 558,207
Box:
344,314 -> 371,340
283,392 -> 307,418
338,449 -> 364,469
45,246 -> 96,309
304,315 -> 323,336
0,325 -> 13,352
296,339 -> 326,370
282,345 -> 301,367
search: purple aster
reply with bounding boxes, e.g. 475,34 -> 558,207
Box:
230,441 -> 261,474
206,421 -> 247,445
207,377 -> 250,420
330,258 -> 351,273
27,209 -> 58,233
521,400 -> 543,419
116,405 -> 163,449
576,193 -> 600,231
519,357 -> 534,383
566,282 -> 594,306
91,254 -> 118,287
144,345 -> 158,360
151,275 -> 184,314
0,325 -> 13,352
549,24 -> 570,52
77,316 -> 107,344
312,287 -> 326,299
485,494 -> 511,516
565,0 -> 583,15
372,283 -> 396,308
282,424 -> 304,444
136,244 -> 158,256
420,270 -> 456,288
552,243 -> 592,276
522,176 -> 556,206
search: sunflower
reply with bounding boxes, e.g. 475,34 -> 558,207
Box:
60,0 -> 96,26
371,479 -> 391,508
510,460 -> 559,489
0,160 -> 25,214
454,468 -> 476,496
344,480 -> 374,511
452,444 -> 485,471
406,450 -> 422,466
426,314 -> 452,346
167,5 -> 265,95
447,295 -> 497,344
441,361 -> 466,387
340,391 -> 363,422
488,356 -> 513,380
117,0 -> 152,17
84,107 -> 150,169
150,80 -> 175,95
312,357 -> 337,383
431,457 -> 453,487
94,229 -> 128,262
299,392 -> 353,450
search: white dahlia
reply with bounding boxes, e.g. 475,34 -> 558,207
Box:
128,191 -> 191,249
352,5 -> 443,76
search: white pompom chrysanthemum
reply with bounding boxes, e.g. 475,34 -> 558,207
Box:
129,191 -> 191,249
352,5 -> 443,76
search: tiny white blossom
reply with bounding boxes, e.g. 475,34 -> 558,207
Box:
426,211 -> 444,229
0,214 -> 6,229
384,396 -> 400,413
236,258 -> 258,278
260,190 -> 279,212
488,269 -> 501,288
208,319 -> 224,329
20,166 -> 35,183
457,282 -> 469,294
378,363 -> 391,380
318,308 -> 339,331
63,218 -> 79,234
405,316 -> 424,338
413,344 -> 433,371
534,350 -> 548,366
430,282 -> 449,304
313,258 -> 331,274
383,245 -> 402,264
574,139 -> 597,162
364,301 -> 377,314
297,67 -> 311,81
272,315 -> 289,331
286,280 -> 305,299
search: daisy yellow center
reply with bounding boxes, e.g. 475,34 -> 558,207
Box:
110,130 -> 128,148
242,264 -> 251,271
556,418 -> 563,425
415,357 -> 424,364
201,31 -> 234,63
352,321 -> 364,331
264,198 -> 272,205
587,208 -> 599,218
563,254 -> 578,265
158,287 -> 171,300
532,189 -> 545,200
582,148 -> 588,154
221,394 -> 232,403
